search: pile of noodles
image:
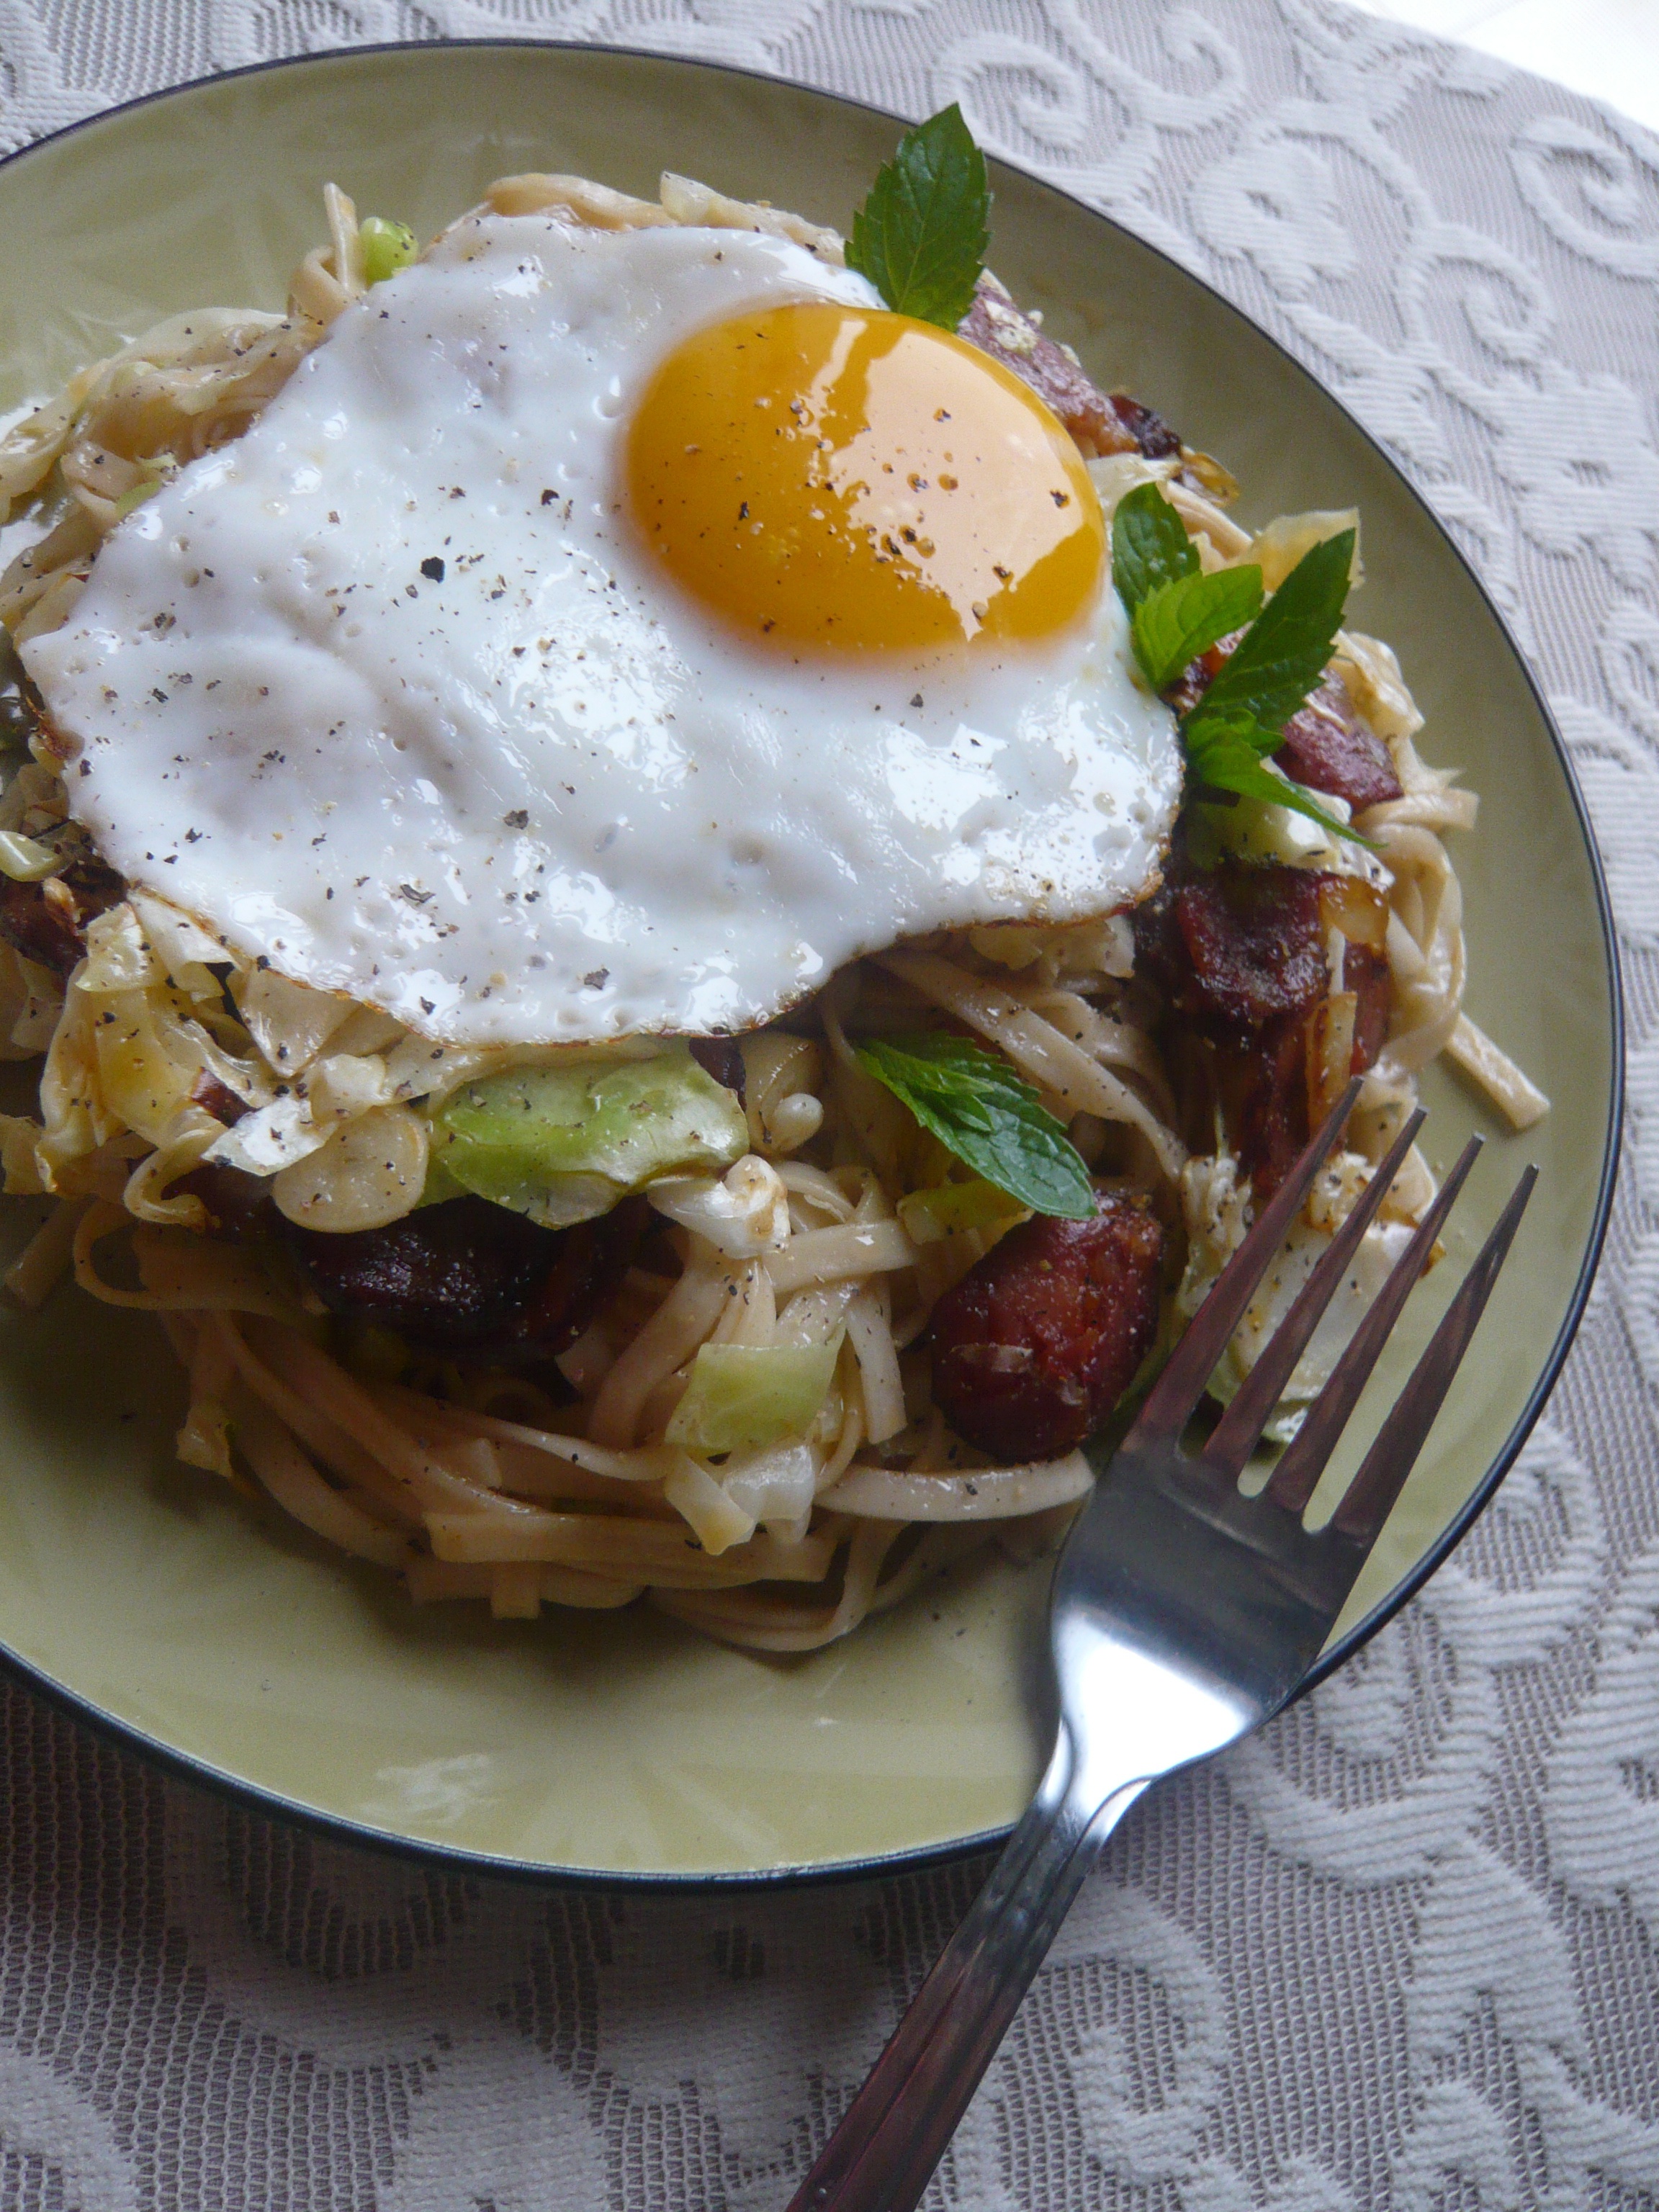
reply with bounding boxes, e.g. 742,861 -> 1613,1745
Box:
0,175 -> 1548,1650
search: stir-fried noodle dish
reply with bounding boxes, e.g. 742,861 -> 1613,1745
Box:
0,116 -> 1546,1650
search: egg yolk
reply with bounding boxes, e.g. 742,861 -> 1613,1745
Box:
625,301 -> 1104,654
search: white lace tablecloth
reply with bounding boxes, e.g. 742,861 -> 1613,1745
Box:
1,3 -> 1656,2206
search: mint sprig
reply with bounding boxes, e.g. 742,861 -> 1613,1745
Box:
1112,478 -> 1199,609
846,105 -> 990,330
1184,712 -> 1359,845
1133,565 -> 1263,694
854,1034 -> 1094,1220
1111,484 -> 1364,845
1113,483 -> 1262,696
1195,526 -> 1356,735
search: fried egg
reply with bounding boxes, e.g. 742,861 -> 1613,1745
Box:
24,213 -> 1182,1044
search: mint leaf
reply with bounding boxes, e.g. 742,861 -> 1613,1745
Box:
1184,711 -> 1362,845
1127,514 -> 1366,850
848,105 -> 990,328
1130,564 -> 1264,693
1111,481 -> 1197,616
1194,528 -> 1355,737
855,1034 -> 1095,1220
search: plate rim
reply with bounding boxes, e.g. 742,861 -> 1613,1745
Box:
0,34 -> 1625,1892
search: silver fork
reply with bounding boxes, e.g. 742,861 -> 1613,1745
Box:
787,1078 -> 1536,2212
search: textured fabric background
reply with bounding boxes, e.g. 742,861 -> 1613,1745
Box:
0,2 -> 1655,2206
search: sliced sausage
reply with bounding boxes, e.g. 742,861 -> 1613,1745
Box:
1217,1012 -> 1311,1203
1274,670 -> 1402,814
1217,933 -> 1392,1194
688,1035 -> 745,1103
1346,940 -> 1392,1073
1137,860 -> 1395,1197
958,276 -> 1181,460
289,1192 -> 647,1357
173,1161 -> 274,1241
928,1191 -> 1164,1461
503,1197 -> 649,1359
1136,863 -> 1331,1032
188,1070 -> 248,1126
0,853 -> 125,977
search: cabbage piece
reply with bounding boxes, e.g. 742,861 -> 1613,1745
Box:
1245,508 -> 1361,592
665,1336 -> 842,1456
1184,787 -> 1353,871
427,1043 -> 748,1228
718,1440 -> 820,1538
897,1177 -> 1028,1244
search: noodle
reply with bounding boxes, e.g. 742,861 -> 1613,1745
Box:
0,166 -> 1548,1651
819,1455 -> 1094,1520
235,1392 -> 409,1568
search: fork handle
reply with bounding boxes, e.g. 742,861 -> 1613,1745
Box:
787,1739 -> 1148,2212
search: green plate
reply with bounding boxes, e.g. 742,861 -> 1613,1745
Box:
0,43 -> 1620,1883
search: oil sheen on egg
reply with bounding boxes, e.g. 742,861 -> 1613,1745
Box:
24,214 -> 1182,1045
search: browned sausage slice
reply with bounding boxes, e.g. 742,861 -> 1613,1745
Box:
1137,862 -> 1395,1197
289,1194 -> 646,1358
1273,670 -> 1403,813
957,276 -> 1181,460
688,1035 -> 745,1103
0,853 -> 125,977
1346,943 -> 1391,1076
927,1192 -> 1164,1462
172,1161 -> 274,1240
1140,863 -> 1331,1032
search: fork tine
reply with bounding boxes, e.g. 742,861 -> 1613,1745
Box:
1200,1106 -> 1427,1478
1264,1132 -> 1483,1514
1133,1075 -> 1362,1442
1329,1164 -> 1537,1545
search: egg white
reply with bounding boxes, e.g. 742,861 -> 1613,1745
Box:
24,214 -> 1182,1045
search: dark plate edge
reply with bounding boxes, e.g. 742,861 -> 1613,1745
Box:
0,34 -> 1625,1894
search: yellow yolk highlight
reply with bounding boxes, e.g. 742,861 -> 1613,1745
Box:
625,301 -> 1105,653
